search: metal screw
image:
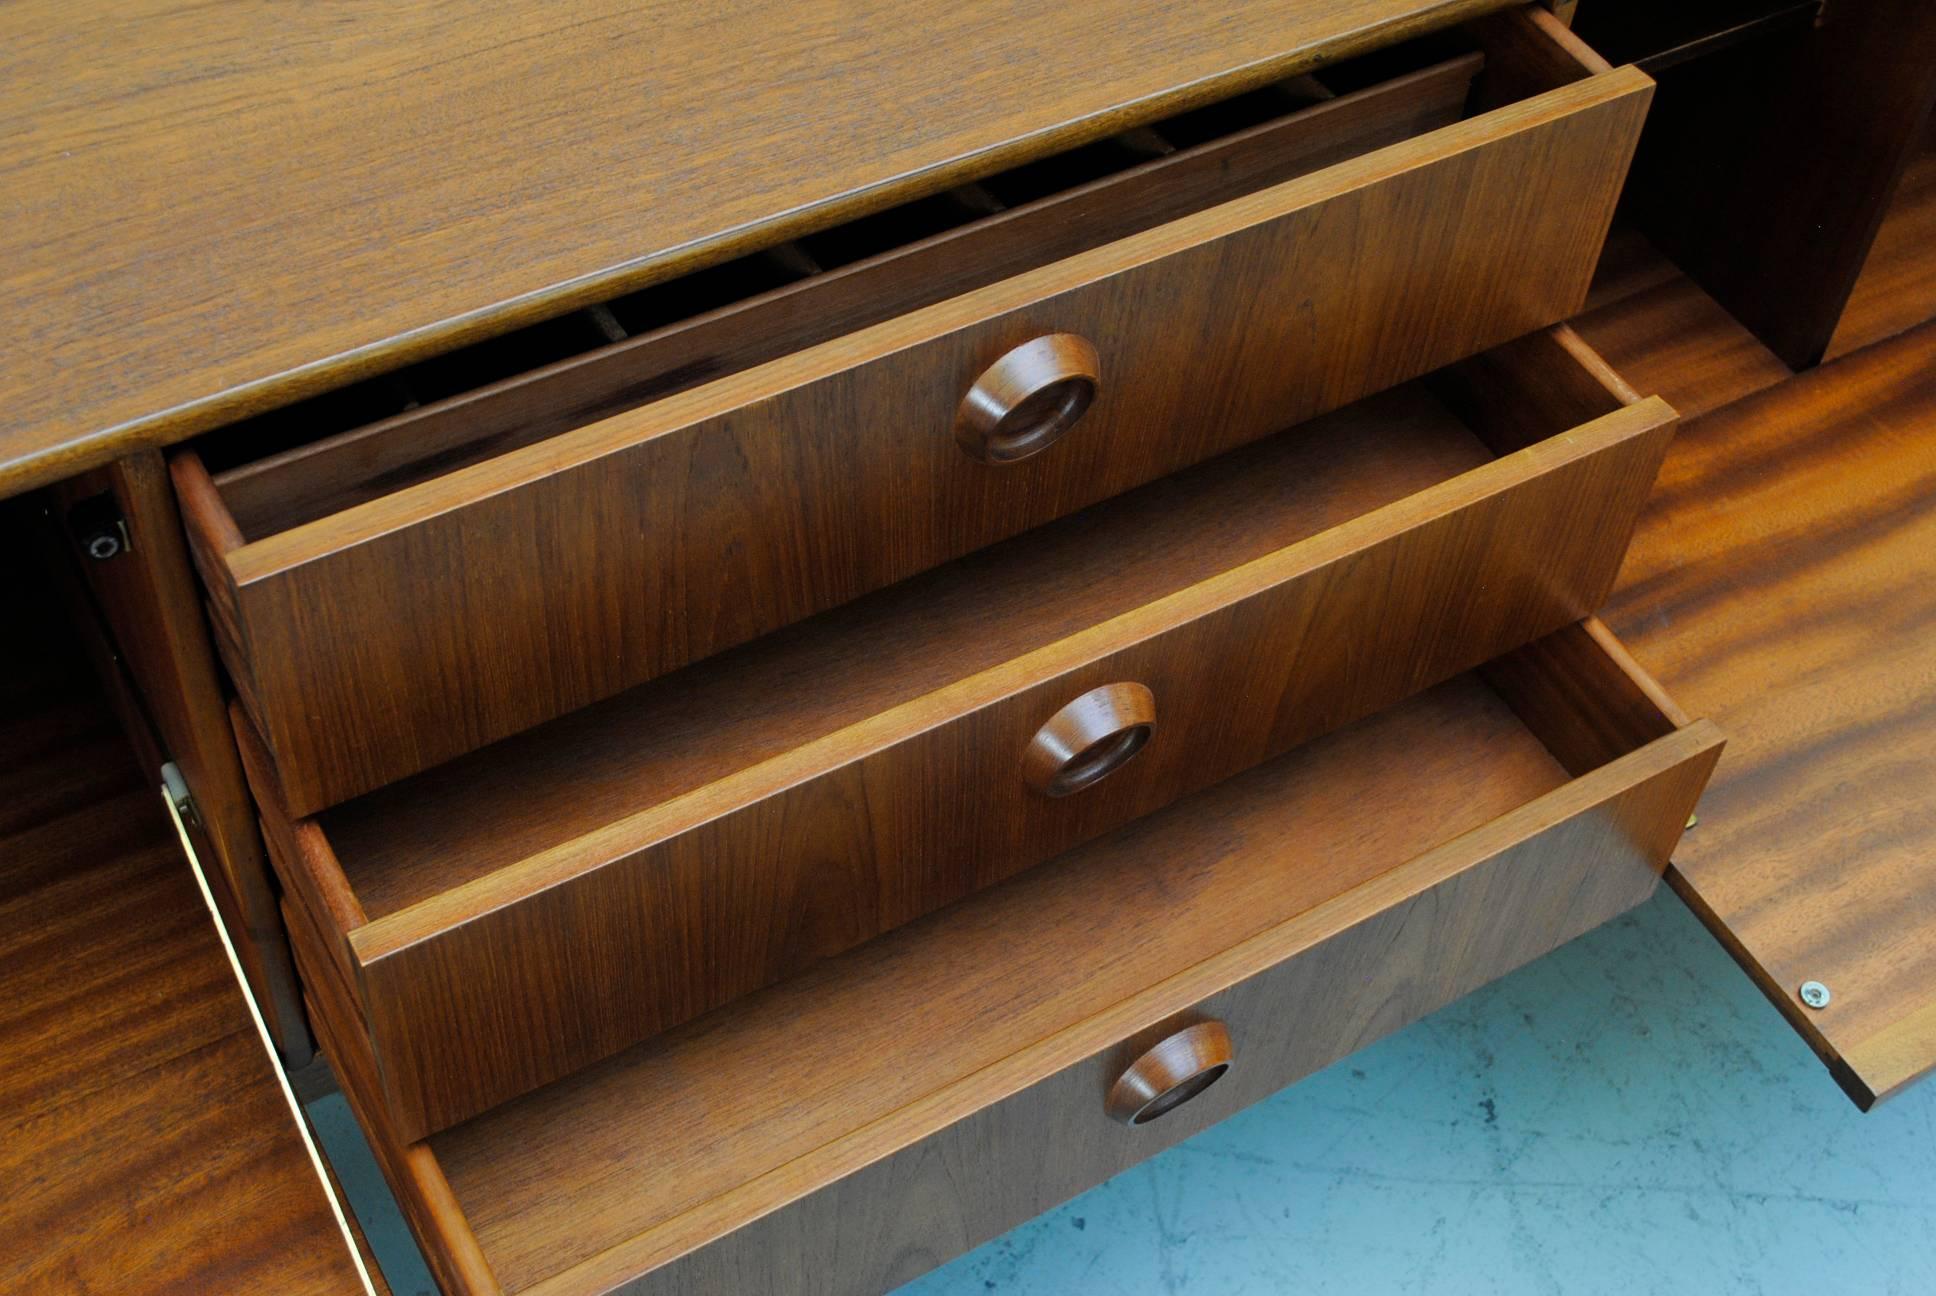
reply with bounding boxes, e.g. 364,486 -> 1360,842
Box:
1798,980 -> 1832,1010
68,496 -> 129,562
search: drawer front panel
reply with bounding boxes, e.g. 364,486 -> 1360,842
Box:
216,66 -> 1652,814
532,724 -> 1720,1296
207,54 -> 1485,540
350,399 -> 1675,1139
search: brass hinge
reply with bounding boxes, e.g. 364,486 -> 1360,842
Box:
158,768 -> 376,1296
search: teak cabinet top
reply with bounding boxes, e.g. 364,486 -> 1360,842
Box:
0,0 -> 1519,496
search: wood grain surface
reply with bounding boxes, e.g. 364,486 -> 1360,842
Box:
48,450 -> 311,1065
190,56 -> 1652,813
320,679 -> 1550,1296
1828,130 -> 1936,361
1572,228 -> 1793,420
0,0 -> 1531,497
0,539 -> 361,1294
209,52 -> 1484,537
1603,312 -> 1936,1107
399,642 -> 1715,1295
277,356 -> 1673,1138
1620,0 -> 1936,368
286,893 -> 500,1296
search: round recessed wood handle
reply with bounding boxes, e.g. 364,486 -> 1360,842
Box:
1022,682 -> 1155,797
955,333 -> 1101,464
1107,1021 -> 1235,1125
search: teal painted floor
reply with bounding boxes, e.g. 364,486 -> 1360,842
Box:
313,889 -> 1936,1296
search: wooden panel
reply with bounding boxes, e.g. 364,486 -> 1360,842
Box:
1479,617 -> 1687,775
0,536 -> 361,1294
1827,133 -> 1936,360
49,449 -> 311,1064
599,739 -> 1710,1296
287,892 -> 499,1296
0,0 -> 1533,496
1426,322 -> 1635,453
393,650 -> 1717,1295
308,386 -> 1488,913
318,376 -> 1625,913
1603,315 -> 1936,1107
251,767 -> 368,1001
1572,228 -> 1792,420
195,64 -> 1653,814
311,679 -> 1552,1296
1622,0 -> 1936,368
279,372 -> 1674,1138
209,53 -> 1485,538
1569,0 -> 1820,74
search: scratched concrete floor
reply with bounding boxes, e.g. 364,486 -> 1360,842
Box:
902,892 -> 1936,1295
314,888 -> 1936,1295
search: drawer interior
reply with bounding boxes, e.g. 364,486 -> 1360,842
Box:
256,322 -> 1677,1141
180,4 -> 1646,820
336,619 -> 1716,1295
186,9 -> 1614,541
313,382 -> 1486,916
282,325 -> 1661,933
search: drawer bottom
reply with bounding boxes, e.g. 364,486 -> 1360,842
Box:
303,621 -> 1718,1296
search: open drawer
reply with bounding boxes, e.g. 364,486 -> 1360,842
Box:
294,618 -> 1722,1296
245,326 -> 1678,1139
175,7 -> 1653,814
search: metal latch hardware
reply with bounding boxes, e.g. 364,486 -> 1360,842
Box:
161,762 -> 200,830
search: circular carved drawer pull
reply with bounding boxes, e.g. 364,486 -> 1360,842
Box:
955,333 -> 1101,464
1107,1021 -> 1235,1125
1022,682 -> 1155,797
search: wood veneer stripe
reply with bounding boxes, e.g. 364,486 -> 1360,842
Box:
1553,322 -> 1645,406
1582,615 -> 1690,729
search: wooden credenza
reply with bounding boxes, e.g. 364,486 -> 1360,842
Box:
3,2 -> 1933,1292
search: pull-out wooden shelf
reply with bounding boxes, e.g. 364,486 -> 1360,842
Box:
174,9 -> 1650,814
247,326 -> 1676,1140
292,619 -> 1718,1296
